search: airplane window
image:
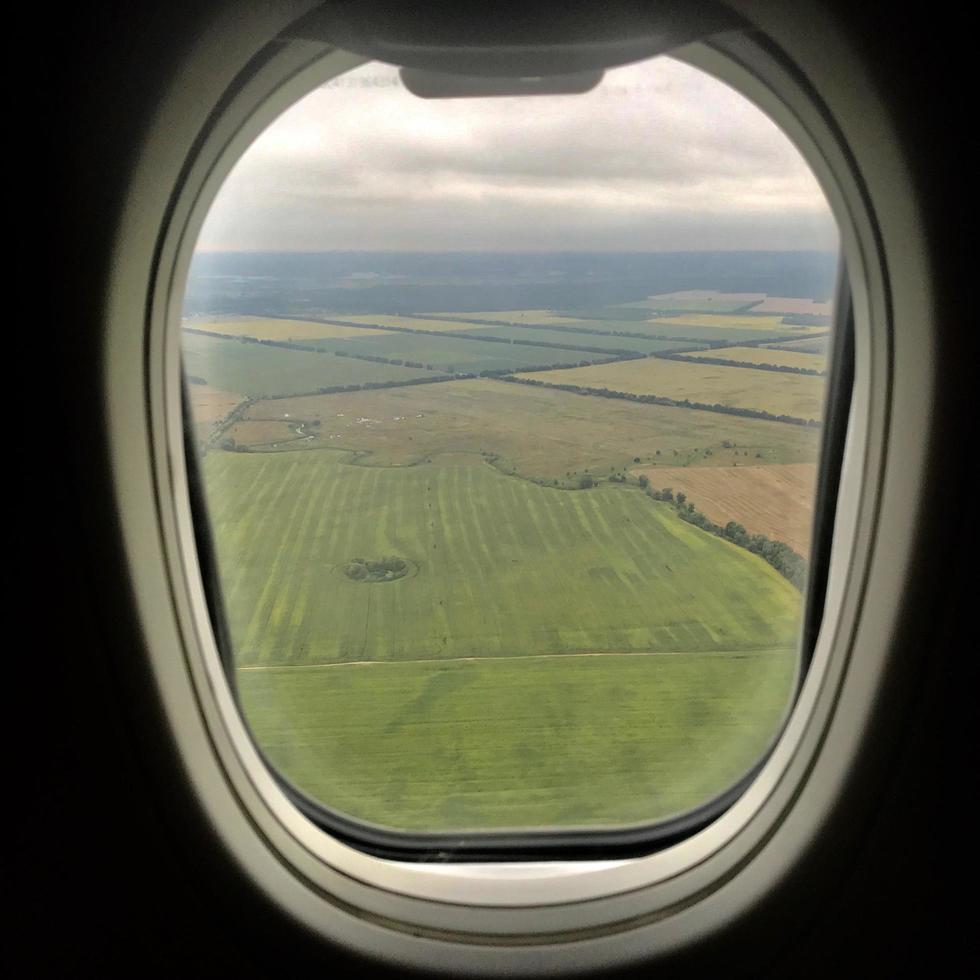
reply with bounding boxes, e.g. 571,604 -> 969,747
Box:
180,55 -> 842,853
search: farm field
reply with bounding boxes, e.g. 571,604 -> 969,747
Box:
461,324 -> 708,355
186,382 -> 244,444
235,379 -> 822,477
635,463 -> 819,557
238,650 -> 796,830
292,331 -> 613,374
517,358 -> 826,420
749,296 -> 833,315
321,314 -> 489,332
203,449 -> 803,668
763,336 -> 831,356
185,316 -> 386,340
651,313 -> 800,330
616,290 -> 765,313
182,332 -> 437,398
684,345 -> 827,372
429,309 -> 589,325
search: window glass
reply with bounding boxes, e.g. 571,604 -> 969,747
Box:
183,57 -> 838,837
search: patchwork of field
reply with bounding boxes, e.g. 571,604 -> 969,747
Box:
185,317 -> 386,340
293,331 -> 614,374
238,650 -> 796,830
685,345 -> 827,372
635,463 -> 819,557
182,333 -> 438,398
236,379 -> 822,477
517,358 -> 827,420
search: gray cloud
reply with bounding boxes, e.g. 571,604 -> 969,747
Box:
200,58 -> 837,252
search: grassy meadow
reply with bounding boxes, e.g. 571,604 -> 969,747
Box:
235,379 -> 823,477
239,651 -> 796,831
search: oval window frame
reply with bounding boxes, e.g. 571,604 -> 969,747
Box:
122,11 -> 908,972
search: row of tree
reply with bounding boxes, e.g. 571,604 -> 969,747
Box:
499,375 -> 821,428
648,488 -> 807,588
654,351 -> 826,376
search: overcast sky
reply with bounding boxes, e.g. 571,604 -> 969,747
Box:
198,57 -> 838,253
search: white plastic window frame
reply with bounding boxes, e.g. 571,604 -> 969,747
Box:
115,11 -> 912,975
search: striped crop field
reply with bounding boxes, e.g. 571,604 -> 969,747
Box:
203,447 -> 802,829
203,449 -> 803,668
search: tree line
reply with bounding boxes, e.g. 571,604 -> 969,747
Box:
647,487 -> 807,588
654,351 -> 826,376
499,375 -> 822,428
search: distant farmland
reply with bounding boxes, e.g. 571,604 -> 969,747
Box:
461,324 -> 708,355
635,463 -> 819,557
288,330 -> 616,374
182,332 -> 437,398
518,357 -> 827,421
235,379 -> 823,478
185,316 -> 387,340
684,345 -> 827,373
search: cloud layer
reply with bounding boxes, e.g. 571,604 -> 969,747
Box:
199,57 -> 837,252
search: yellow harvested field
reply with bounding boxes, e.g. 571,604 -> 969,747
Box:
187,383 -> 243,424
324,314 -> 488,332
748,297 -> 833,315
634,463 -> 818,556
185,317 -> 385,340
685,345 -> 827,372
652,314 -> 800,329
519,358 -> 826,420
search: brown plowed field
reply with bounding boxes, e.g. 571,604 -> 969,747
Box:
634,463 -> 818,556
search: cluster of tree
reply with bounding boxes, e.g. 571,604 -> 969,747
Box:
654,351 -> 826,377
343,556 -> 410,583
646,488 -> 807,588
499,375 -> 821,428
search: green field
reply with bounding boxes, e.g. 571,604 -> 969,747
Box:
239,651 -> 796,830
204,447 -> 802,828
290,331 -> 614,373
182,332 -> 436,397
462,324 -> 708,355
237,379 -> 822,477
